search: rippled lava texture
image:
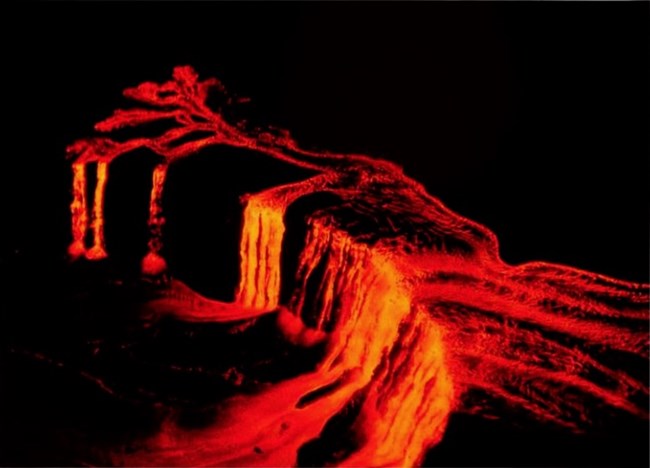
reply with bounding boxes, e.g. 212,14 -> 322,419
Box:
32,67 -> 650,466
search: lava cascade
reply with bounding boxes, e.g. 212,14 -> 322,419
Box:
65,66 -> 649,467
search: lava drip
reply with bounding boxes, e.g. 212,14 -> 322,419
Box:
142,163 -> 169,276
86,161 -> 108,260
236,197 -> 286,310
68,163 -> 88,258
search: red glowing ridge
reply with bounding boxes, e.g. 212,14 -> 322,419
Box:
67,66 -> 649,467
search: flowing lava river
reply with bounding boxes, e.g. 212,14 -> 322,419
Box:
4,67 -> 648,467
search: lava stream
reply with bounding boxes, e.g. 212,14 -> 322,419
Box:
65,66 -> 649,467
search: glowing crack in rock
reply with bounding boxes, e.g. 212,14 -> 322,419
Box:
66,66 -> 649,467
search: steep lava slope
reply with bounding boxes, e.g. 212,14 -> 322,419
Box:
65,67 -> 649,467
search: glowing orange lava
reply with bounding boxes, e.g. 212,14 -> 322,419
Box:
142,163 -> 169,276
68,163 -> 88,258
86,161 -> 108,260
236,199 -> 285,310
66,67 -> 649,467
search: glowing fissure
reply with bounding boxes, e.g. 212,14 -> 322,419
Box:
64,67 -> 648,467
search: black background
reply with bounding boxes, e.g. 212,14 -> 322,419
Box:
2,2 -> 648,467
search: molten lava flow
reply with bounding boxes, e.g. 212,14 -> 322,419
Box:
236,198 -> 286,310
120,220 -> 446,468
68,163 -> 88,258
86,161 -> 108,260
64,67 -> 649,467
344,311 -> 453,467
142,163 -> 169,276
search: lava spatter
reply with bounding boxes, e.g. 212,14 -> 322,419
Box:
65,66 -> 649,467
